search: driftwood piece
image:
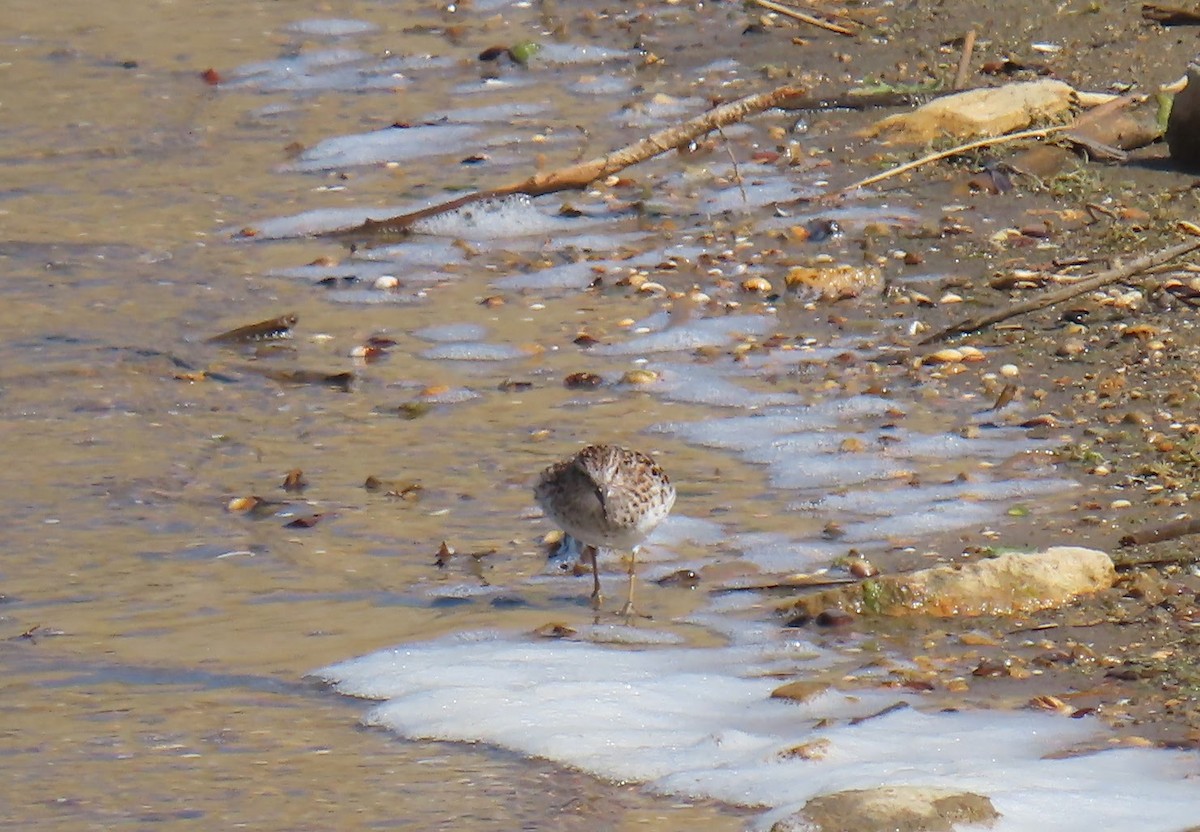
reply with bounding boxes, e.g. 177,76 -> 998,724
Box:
329,84 -> 804,239
1119,516 -> 1200,548
920,236 -> 1200,345
1142,3 -> 1200,25
748,0 -> 857,36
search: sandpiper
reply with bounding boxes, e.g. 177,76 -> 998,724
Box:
534,444 -> 675,615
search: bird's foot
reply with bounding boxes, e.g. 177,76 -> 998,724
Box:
618,600 -> 652,621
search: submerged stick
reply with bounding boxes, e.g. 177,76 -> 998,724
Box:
920,235 -> 1200,344
952,30 -> 977,90
330,84 -> 805,238
1118,515 -> 1200,549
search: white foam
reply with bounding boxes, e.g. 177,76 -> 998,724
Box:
725,531 -> 845,573
651,363 -> 803,408
492,260 -> 607,291
410,195 -> 586,240
288,124 -> 481,171
594,315 -> 776,355
534,42 -> 634,65
284,18 -> 379,36
354,240 -> 465,266
653,398 -> 901,450
316,632 -> 1199,831
327,289 -> 425,304
412,323 -> 488,342
420,342 -> 527,361
231,48 -> 367,81
425,102 -> 551,123
566,76 -> 631,96
807,477 -> 1079,517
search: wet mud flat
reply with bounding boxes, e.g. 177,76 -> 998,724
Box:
3,0 -> 1200,829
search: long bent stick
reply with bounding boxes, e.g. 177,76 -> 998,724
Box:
328,84 -> 805,238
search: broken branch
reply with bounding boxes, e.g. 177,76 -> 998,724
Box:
920,234 -> 1200,344
330,83 -> 804,238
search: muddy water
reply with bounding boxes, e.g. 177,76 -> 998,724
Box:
0,0 -> 1099,828
0,1 -> 747,827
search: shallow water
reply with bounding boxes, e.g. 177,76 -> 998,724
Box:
3,0 -> 1194,829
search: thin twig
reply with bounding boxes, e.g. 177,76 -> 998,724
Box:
717,125 -> 748,206
837,124 -> 1074,195
748,0 -> 857,36
953,30 -> 977,90
920,234 -> 1200,344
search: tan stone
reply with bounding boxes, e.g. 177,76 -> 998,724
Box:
771,785 -> 998,832
781,546 -> 1116,620
863,80 -> 1076,145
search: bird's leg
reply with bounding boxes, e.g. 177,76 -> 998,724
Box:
588,545 -> 603,608
619,546 -> 638,618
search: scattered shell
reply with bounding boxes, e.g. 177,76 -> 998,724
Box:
784,264 -> 882,300
1121,324 -> 1159,341
1056,338 -> 1086,357
374,275 -> 400,290
621,369 -> 659,385
960,630 -> 999,647
1028,694 -> 1074,715
564,371 -> 603,389
351,345 -> 385,360
939,292 -> 964,304
777,738 -> 831,761
838,437 -> 866,454
532,622 -> 578,639
999,363 -> 1020,377
770,680 -> 830,702
846,557 -> 878,578
741,276 -> 773,293
655,569 -> 700,588
227,496 -> 263,513
922,348 -> 967,365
